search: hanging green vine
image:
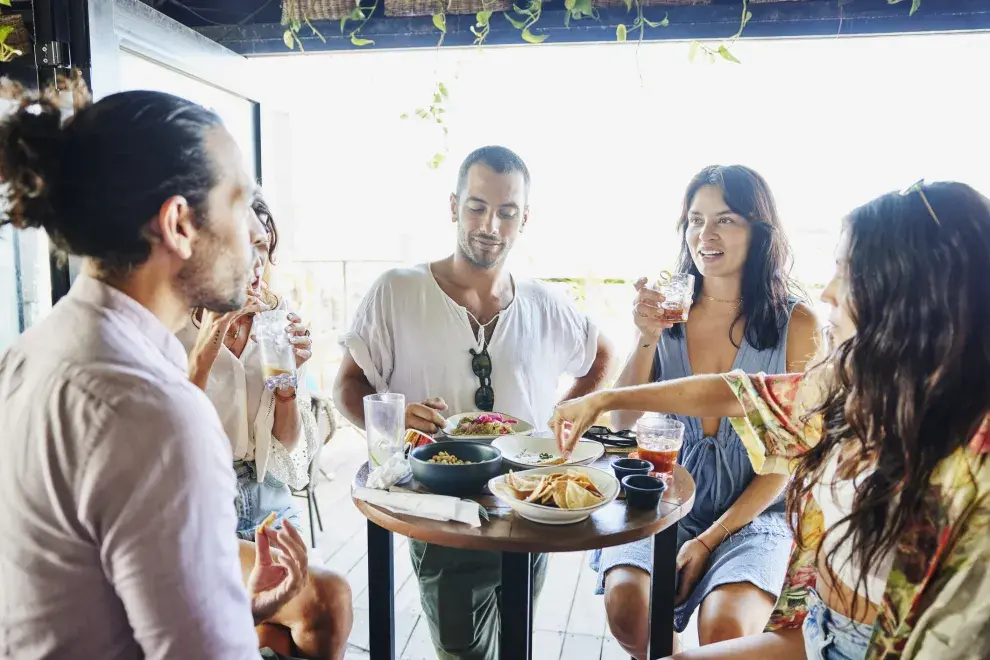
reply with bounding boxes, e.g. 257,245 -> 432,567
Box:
505,0 -> 548,44
471,2 -> 497,46
0,0 -> 24,62
688,0 -> 748,63
400,81 -> 450,169
339,0 -> 379,47
615,0 -> 668,43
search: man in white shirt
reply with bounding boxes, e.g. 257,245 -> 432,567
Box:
334,145 -> 615,659
0,83 -> 310,659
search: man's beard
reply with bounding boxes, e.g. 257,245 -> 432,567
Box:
458,229 -> 507,270
175,227 -> 250,313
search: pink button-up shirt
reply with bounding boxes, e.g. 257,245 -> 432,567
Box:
0,276 -> 259,659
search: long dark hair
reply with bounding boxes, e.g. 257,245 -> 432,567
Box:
790,182 -> 990,616
0,72 -> 223,277
252,190 -> 279,265
667,165 -> 801,350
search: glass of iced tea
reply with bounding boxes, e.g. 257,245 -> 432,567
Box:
653,273 -> 696,324
636,415 -> 685,479
254,310 -> 298,391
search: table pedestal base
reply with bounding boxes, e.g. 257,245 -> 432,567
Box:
367,521 -> 395,660
500,551 -> 533,660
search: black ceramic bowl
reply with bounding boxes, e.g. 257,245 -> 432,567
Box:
621,474 -> 667,510
611,457 -> 652,491
410,441 -> 503,496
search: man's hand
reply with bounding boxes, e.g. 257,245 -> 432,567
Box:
406,397 -> 448,434
246,519 -> 309,624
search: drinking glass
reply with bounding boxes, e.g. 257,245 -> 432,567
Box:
254,310 -> 297,391
636,415 -> 685,478
364,393 -> 406,467
653,273 -> 696,323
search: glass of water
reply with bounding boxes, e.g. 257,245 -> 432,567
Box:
364,393 -> 406,467
254,310 -> 297,391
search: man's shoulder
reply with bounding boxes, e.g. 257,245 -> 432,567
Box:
367,263 -> 433,295
515,277 -> 580,313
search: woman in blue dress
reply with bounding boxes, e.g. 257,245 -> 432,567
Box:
592,165 -> 821,657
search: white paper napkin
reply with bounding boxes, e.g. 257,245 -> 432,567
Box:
366,453 -> 412,490
352,487 -> 483,528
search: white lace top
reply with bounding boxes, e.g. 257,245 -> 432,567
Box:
177,304 -> 319,489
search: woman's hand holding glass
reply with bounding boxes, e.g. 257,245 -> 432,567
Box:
632,276 -> 675,340
285,312 -> 313,369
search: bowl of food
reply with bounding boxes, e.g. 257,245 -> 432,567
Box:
488,465 -> 620,525
442,412 -> 534,443
492,434 -> 605,470
409,441 -> 503,496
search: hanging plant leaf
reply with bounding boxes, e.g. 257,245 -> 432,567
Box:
432,13 -> 447,32
688,40 -> 700,63
624,0 -> 633,12
616,24 -> 628,42
717,45 -> 740,63
351,35 -> 375,46
477,10 -> 493,24
643,14 -> 669,28
521,28 -> 548,43
910,0 -> 922,14
283,29 -> 296,49
438,82 -> 449,97
505,14 -> 527,29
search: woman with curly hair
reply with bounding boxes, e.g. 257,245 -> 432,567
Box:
551,181 -> 990,659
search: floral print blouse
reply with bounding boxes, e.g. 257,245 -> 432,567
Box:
723,370 -> 990,660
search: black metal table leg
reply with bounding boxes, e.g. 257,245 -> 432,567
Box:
367,521 -> 395,660
647,525 -> 679,659
500,551 -> 533,660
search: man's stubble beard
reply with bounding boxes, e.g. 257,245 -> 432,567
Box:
175,228 -> 251,314
457,227 -> 510,271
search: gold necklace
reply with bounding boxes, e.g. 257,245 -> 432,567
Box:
704,295 -> 743,305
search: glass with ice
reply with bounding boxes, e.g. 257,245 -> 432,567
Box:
653,272 -> 696,324
254,310 -> 297,391
364,393 -> 406,467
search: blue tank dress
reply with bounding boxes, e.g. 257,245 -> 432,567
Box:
590,301 -> 799,632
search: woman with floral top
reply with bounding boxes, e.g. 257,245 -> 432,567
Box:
550,181 -> 990,659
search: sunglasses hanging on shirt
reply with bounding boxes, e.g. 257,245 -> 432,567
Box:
466,310 -> 500,413
470,346 -> 495,412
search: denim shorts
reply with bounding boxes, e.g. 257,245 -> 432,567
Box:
803,588 -> 873,660
234,460 -> 302,540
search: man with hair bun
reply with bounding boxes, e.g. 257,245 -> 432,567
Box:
0,77 -> 343,659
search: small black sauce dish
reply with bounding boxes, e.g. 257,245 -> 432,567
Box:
611,457 -> 652,492
621,474 -> 667,510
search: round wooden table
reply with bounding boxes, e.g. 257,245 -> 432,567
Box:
352,456 -> 696,660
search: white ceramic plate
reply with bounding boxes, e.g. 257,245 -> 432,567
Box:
491,435 -> 605,470
441,412 -> 534,443
488,465 -> 620,525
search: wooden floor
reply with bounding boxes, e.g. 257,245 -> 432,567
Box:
305,424 -> 698,660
